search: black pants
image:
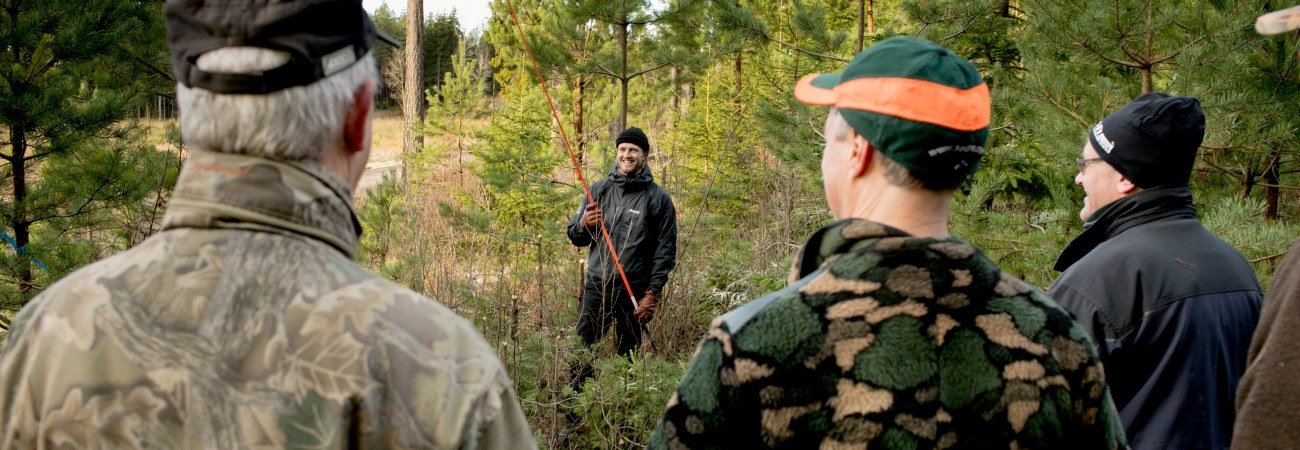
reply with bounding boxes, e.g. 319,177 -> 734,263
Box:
575,278 -> 644,355
570,278 -> 644,393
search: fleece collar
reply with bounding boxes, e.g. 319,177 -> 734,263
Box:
162,150 -> 362,258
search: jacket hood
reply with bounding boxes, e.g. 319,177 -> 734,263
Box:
607,165 -> 653,190
162,150 -> 363,258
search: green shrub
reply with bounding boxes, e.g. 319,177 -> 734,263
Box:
565,353 -> 687,449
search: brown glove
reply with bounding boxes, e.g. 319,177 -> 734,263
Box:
580,202 -> 602,228
634,291 -> 659,325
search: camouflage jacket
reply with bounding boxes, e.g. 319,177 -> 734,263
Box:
0,151 -> 536,449
649,219 -> 1127,449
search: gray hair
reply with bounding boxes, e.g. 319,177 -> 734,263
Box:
826,107 -> 964,191
828,107 -> 853,141
176,47 -> 378,160
828,108 -> 922,189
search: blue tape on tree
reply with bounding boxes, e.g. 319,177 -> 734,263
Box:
0,232 -> 57,278
0,232 -> 18,254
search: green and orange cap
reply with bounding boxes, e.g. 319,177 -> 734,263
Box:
794,37 -> 990,182
1257,5 -> 1300,35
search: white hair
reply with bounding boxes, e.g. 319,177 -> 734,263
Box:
176,47 -> 378,160
828,107 -> 853,141
827,107 -> 931,190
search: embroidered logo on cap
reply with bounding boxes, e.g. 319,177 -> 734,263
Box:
927,145 -> 986,157
1092,122 -> 1115,154
322,45 -> 357,77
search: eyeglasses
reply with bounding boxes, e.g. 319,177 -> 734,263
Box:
1075,157 -> 1104,172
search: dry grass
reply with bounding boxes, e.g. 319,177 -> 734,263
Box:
137,119 -> 177,152
370,109 -> 405,163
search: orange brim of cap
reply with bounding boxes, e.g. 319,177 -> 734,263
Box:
1258,5 -> 1300,35
795,74 -> 990,131
794,73 -> 840,105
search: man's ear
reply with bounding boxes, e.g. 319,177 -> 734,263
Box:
1117,176 -> 1139,195
849,133 -> 873,178
344,80 -> 376,154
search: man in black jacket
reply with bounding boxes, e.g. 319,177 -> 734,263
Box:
566,127 -> 677,360
1048,93 -> 1262,450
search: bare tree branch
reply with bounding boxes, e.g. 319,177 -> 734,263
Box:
767,38 -> 850,63
627,61 -> 672,80
1200,157 -> 1245,184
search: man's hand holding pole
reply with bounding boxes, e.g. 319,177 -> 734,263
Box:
580,202 -> 602,228
634,291 -> 659,325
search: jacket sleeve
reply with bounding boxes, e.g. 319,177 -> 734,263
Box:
647,188 -> 677,294
647,330 -> 737,449
473,384 -> 538,450
1234,240 -> 1300,448
1054,318 -> 1130,449
566,193 -> 593,248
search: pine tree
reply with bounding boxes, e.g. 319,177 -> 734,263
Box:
486,0 -> 608,168
572,0 -> 702,131
1240,31 -> 1300,221
473,78 -> 569,231
1015,0 -> 1292,214
424,12 -> 463,91
716,0 -> 858,174
426,40 -> 492,181
0,0 -> 175,307
370,4 -> 405,108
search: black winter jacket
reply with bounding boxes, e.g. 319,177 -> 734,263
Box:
1047,185 -> 1261,450
567,166 -> 677,295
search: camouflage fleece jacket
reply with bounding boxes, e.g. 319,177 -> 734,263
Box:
649,219 -> 1127,449
0,150 -> 536,449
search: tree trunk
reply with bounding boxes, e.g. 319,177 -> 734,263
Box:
681,80 -> 694,111
1142,7 -> 1153,94
669,65 -> 678,112
1265,150 -> 1280,221
510,293 -> 519,342
1241,167 -> 1255,198
856,0 -> 865,52
575,75 -> 586,170
618,20 -> 629,132
734,53 -> 743,95
536,239 -> 544,304
867,0 -> 875,36
736,0 -> 744,95
458,133 -> 466,186
576,23 -> 589,169
10,124 -> 30,295
403,0 -> 425,153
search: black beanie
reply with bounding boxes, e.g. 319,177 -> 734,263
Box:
616,127 -> 651,154
1087,92 -> 1205,188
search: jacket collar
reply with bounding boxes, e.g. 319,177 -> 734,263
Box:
1053,184 -> 1196,272
606,165 -> 653,190
789,218 -> 912,283
162,150 -> 363,258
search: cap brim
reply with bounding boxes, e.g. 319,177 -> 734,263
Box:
1258,5 -> 1300,35
794,73 -> 841,106
377,30 -> 400,48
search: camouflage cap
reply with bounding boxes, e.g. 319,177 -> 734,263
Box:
166,0 -> 398,95
794,37 -> 990,183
